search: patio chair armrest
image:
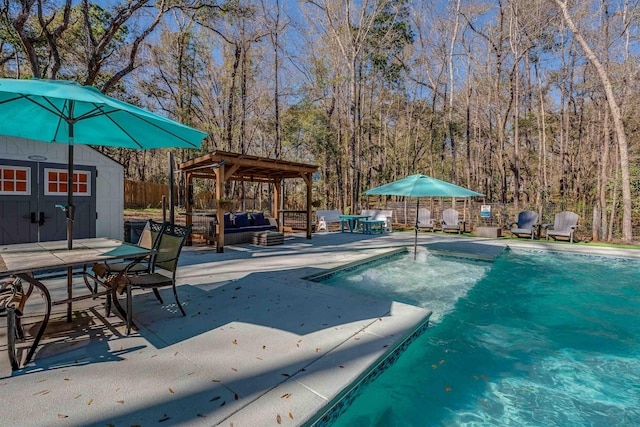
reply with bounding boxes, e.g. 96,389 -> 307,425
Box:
541,223 -> 551,229
507,221 -> 516,228
570,225 -> 578,230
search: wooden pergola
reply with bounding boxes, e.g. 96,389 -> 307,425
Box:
177,151 -> 318,252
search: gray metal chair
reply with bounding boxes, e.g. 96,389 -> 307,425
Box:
121,223 -> 192,335
508,210 -> 539,240
1,277 -> 31,370
106,219 -> 166,275
417,208 -> 436,232
441,208 -> 463,234
543,211 -> 579,243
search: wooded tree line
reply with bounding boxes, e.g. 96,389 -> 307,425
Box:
1,0 -> 639,241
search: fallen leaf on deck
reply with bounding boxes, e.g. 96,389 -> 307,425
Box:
169,388 -> 174,393
276,414 -> 282,424
159,415 -> 170,422
234,393 -> 239,400
197,414 -> 206,418
289,412 -> 294,419
212,379 -> 221,383
210,396 -> 221,402
58,414 -> 68,419
232,339 -> 238,345
481,375 -> 489,381
87,399 -> 93,405
440,360 -> 445,364
281,393 -> 291,399
432,365 -> 437,369
116,400 -> 124,404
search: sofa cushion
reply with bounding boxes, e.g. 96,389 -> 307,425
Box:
251,212 -> 267,226
224,212 -> 235,228
224,224 -> 277,234
234,212 -> 250,228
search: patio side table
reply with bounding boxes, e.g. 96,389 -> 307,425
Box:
360,220 -> 386,234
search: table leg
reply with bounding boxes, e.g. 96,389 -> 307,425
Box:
16,273 -> 51,367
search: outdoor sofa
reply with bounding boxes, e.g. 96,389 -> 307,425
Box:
217,212 -> 278,245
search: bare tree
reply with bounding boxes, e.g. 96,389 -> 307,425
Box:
553,0 -> 633,243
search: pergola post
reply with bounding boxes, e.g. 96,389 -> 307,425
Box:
304,172 -> 312,239
273,179 -> 281,232
185,171 -> 193,246
215,164 -> 225,253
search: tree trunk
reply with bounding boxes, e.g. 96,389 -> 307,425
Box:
554,0 -> 633,243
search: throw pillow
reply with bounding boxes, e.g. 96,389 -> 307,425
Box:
224,212 -> 235,228
251,212 -> 267,226
234,213 -> 250,228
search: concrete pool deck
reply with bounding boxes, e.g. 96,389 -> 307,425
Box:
1,231 -> 639,426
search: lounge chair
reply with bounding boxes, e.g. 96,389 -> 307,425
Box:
508,210 -> 539,240
417,208 -> 436,232
316,210 -> 342,232
441,208 -> 464,234
1,276 -> 31,370
105,219 -> 166,275
119,223 -> 192,335
543,211 -> 579,243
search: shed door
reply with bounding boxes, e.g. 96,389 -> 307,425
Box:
0,161 -> 38,244
0,160 -> 96,244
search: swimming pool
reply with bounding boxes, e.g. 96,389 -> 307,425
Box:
314,248 -> 640,426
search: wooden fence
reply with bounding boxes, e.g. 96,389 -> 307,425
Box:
124,180 -> 178,208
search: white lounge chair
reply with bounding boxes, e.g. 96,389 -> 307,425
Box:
441,208 -> 463,234
316,210 -> 342,232
417,208 -> 435,232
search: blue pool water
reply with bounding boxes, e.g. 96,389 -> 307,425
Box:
322,249 -> 640,426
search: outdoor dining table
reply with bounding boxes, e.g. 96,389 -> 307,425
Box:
339,214 -> 370,233
0,237 -> 152,367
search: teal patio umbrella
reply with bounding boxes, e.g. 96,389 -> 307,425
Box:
365,174 -> 484,258
0,78 -> 207,249
0,78 -> 207,323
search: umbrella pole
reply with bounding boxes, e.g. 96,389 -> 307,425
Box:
67,111 -> 75,322
414,198 -> 419,260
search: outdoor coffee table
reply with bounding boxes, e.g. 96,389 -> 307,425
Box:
0,238 -> 152,368
252,231 -> 284,246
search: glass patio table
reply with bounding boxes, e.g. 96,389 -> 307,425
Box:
0,238 -> 152,368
